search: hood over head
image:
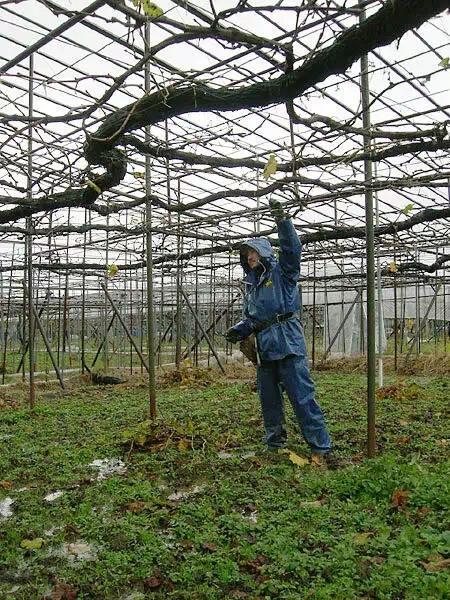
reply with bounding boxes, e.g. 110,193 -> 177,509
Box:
240,237 -> 276,274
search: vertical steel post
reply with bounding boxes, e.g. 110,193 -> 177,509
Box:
434,248 -> 438,355
26,54 -> 35,409
104,211 -> 110,372
400,290 -> 406,355
255,169 -> 260,234
207,248 -> 214,367
312,244 -> 317,367
100,282 -> 150,373
443,254 -> 447,353
57,270 -> 62,367
180,289 -> 226,374
145,21 -> 156,419
175,181 -> 183,368
129,260 -> 134,372
359,1 -> 376,457
61,210 -> 70,378
323,259 -> 330,355
1,248 -> 14,383
194,238 -> 199,366
374,157 -> 383,387
139,273 -> 144,375
415,249 -> 420,356
405,284 -> 441,363
23,281 -> 65,389
81,210 -> 87,374
334,200 -> 345,354
227,251 -> 232,360
393,248 -> 398,371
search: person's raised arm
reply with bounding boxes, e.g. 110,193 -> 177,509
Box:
269,199 -> 301,279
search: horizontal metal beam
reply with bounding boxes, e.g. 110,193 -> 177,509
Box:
1,0 -> 106,74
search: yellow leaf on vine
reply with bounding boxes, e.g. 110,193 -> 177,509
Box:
142,0 -> 163,18
107,264 -> 119,278
389,261 -> 398,273
263,154 -> 277,180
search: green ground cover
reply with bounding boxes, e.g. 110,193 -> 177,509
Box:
0,372 -> 448,599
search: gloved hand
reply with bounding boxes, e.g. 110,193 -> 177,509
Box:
225,327 -> 241,343
269,198 -> 287,222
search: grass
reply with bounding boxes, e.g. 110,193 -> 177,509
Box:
0,371 -> 449,599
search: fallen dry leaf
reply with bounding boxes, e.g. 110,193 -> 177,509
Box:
201,542 -> 217,553
416,506 -> 431,519
0,480 -> 13,489
127,501 -> 147,513
395,435 -> 411,445
144,577 -> 162,590
47,582 -> 78,600
240,556 -> 268,575
391,489 -> 409,509
279,449 -> 309,466
420,555 -> 450,573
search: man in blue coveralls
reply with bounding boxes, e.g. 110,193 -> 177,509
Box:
225,199 -> 331,461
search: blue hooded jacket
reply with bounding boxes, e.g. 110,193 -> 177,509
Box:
231,218 -> 307,361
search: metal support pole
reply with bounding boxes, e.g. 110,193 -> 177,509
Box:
415,251 -> 421,356
91,313 -> 117,369
443,264 -> 447,353
194,239 -> 199,366
155,314 -> 176,356
180,289 -> 226,374
1,248 -> 14,383
100,282 -> 150,373
359,0 -> 376,457
374,158 -> 383,387
321,291 -> 362,362
434,249 -> 438,355
400,291 -> 406,355
23,283 -> 65,389
393,262 -> 398,371
312,245 -> 317,367
404,284 -> 442,363
255,169 -> 260,233
81,210 -> 87,373
26,54 -> 35,409
16,292 -> 50,373
323,260 -> 330,354
145,21 -> 156,418
104,212 -> 110,372
175,182 -> 183,368
182,294 -> 242,360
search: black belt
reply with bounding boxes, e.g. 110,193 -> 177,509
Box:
254,312 -> 298,333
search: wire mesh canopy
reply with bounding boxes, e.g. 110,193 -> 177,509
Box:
0,0 -> 449,297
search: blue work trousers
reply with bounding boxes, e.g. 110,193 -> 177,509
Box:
256,355 -> 331,454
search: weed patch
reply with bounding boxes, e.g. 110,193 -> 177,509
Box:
0,372 -> 448,599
